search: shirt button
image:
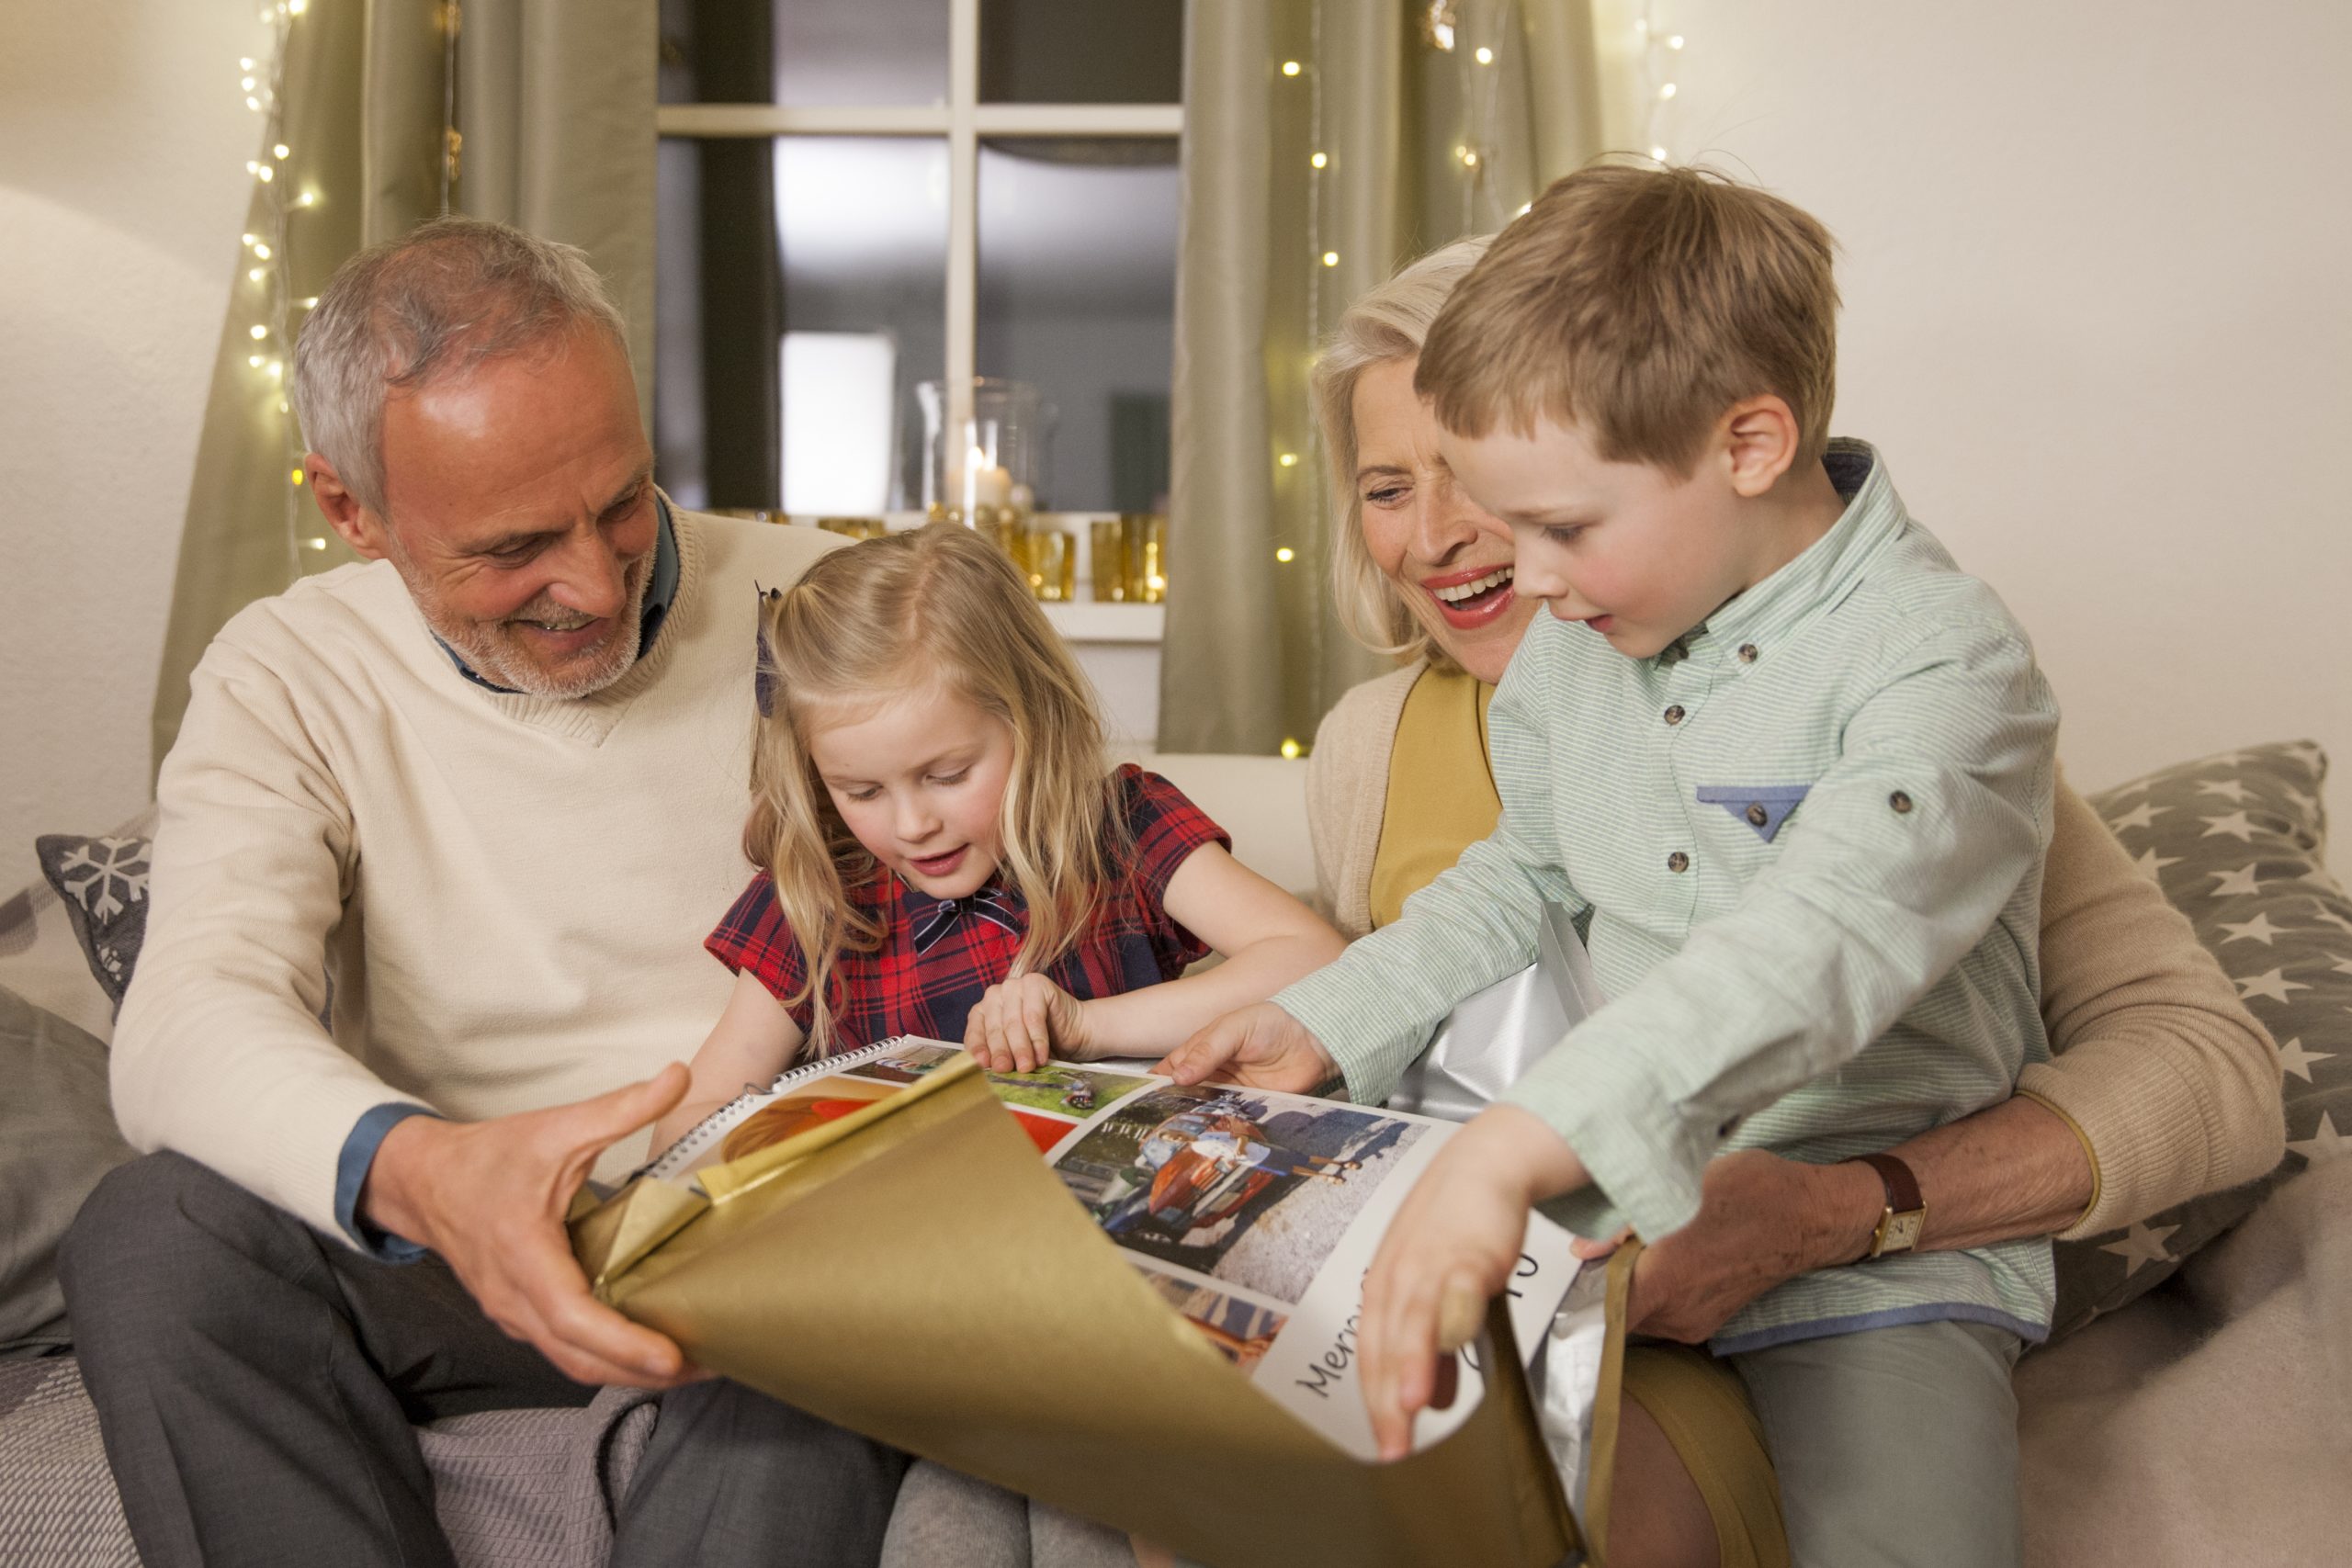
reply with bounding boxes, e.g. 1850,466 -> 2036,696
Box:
1664,705 -> 1686,726
1737,643 -> 1759,663
1668,851 -> 1690,873
1889,790 -> 1915,814
1745,802 -> 1769,828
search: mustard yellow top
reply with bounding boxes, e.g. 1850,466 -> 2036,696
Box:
1367,666 -> 1500,931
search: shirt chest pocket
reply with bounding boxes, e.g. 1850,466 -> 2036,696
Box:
1692,783 -> 1814,845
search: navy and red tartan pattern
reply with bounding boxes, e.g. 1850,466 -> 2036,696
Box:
706,765 -> 1230,1050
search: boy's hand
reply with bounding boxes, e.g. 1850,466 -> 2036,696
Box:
966,973 -> 1090,1073
1164,1001 -> 1340,1094
1359,1104 -> 1589,1461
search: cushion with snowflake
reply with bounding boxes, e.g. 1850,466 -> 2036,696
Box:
2051,739 -> 2351,1337
34,834 -> 152,1010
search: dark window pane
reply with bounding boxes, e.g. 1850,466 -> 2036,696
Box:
656,137 -> 949,513
660,0 -> 949,107
979,0 -> 1182,104
976,139 -> 1178,513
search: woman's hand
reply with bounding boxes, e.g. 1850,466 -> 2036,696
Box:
1358,1105 -> 1588,1460
1571,1148 -> 1883,1343
965,973 -> 1091,1072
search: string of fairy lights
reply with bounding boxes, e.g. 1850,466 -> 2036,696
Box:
1262,3 -> 1687,757
232,0 -> 321,570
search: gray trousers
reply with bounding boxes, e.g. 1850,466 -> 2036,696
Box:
1731,1318 -> 2024,1568
59,1152 -> 910,1568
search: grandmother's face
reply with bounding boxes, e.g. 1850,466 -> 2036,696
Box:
1351,356 -> 1538,685
317,326 -> 659,698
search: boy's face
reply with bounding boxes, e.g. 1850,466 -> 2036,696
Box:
1442,414 -> 1770,660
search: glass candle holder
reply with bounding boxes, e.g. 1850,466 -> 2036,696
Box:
1088,520 -> 1127,602
918,378 -> 1044,527
1121,513 -> 1167,604
1027,527 -> 1076,602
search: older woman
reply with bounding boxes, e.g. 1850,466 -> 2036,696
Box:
1304,239 -> 2284,1565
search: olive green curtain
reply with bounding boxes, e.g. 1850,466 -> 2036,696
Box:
1158,0 -> 1601,755
150,0 -> 655,773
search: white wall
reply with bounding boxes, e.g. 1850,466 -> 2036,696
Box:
0,1 -> 268,895
1649,1 -> 2352,872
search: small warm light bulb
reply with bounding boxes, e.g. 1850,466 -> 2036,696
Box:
1281,60 -> 1302,76
1274,547 -> 1296,563
273,143 -> 289,159
1668,34 -> 1685,49
297,190 -> 317,207
240,57 -> 254,70
299,296 -> 319,308
1659,82 -> 1678,99
253,243 -> 272,259
277,400 -> 289,413
288,0 -> 306,13
250,324 -> 268,340
241,75 -> 257,91
242,232 -> 257,247
249,267 -> 266,283
1462,149 -> 1480,167
1651,145 -> 1669,162
268,360 -> 285,378
1321,250 -> 1339,266
1475,46 -> 1494,64
291,468 -> 307,485
1309,151 -> 1328,169
246,96 -> 262,111
248,354 -> 266,367
256,165 -> 274,182
1280,739 -> 1303,760
308,537 -> 328,550
245,161 -> 259,175
1278,452 -> 1300,468
1517,200 -> 1532,216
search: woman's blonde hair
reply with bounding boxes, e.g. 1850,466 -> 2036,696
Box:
1312,235 -> 1493,670
744,524 -> 1123,1053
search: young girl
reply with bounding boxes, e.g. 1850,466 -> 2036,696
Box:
652,524 -> 1345,1149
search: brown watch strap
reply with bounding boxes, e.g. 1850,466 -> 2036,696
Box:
1853,1151 -> 1923,1214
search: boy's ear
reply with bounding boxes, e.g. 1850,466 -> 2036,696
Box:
1719,396 -> 1804,498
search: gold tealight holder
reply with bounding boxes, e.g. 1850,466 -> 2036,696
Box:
1089,520 -> 1127,603
1120,513 -> 1167,604
1025,527 -> 1076,602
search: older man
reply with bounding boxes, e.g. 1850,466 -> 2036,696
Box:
60,220 -> 904,1565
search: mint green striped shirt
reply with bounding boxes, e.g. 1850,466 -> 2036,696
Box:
1278,441 -> 2059,1352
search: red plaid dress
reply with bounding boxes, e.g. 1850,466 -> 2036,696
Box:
706,765 -> 1229,1050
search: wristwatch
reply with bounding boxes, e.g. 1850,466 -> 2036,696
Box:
1849,1151 -> 1927,1259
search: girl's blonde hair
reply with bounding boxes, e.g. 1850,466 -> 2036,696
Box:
745,524 -> 1123,1053
1312,235 -> 1493,670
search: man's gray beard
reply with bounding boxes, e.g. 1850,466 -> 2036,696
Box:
405,555 -> 652,700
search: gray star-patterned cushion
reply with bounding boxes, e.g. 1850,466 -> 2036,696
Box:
2052,739 -> 2350,1337
33,834 -> 152,1011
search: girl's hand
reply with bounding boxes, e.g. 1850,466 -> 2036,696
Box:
965,973 -> 1091,1072
1358,1105 -> 1589,1460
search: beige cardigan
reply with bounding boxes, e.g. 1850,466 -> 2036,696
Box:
1306,660 -> 2284,1239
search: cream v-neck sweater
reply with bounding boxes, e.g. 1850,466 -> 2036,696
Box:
112,509 -> 841,1235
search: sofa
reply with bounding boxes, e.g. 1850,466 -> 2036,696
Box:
4,740 -> 2346,1567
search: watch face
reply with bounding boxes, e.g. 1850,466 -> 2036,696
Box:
1883,1212 -> 1926,1252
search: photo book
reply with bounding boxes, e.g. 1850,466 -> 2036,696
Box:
571,1038 -> 1602,1568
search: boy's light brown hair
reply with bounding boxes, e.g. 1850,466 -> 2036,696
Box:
1416,164 -> 1840,474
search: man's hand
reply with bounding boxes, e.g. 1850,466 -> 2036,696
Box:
361,1064 -> 705,1389
965,973 -> 1090,1072
1569,1148 -> 1883,1343
1358,1104 -> 1588,1461
1164,1001 -> 1340,1094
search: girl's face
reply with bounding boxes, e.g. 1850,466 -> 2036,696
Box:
804,682 -> 1017,901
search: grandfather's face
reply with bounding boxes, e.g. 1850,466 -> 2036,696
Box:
361,327 -> 658,698
1351,356 -> 1539,686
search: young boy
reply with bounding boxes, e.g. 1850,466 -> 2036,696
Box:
1170,165 -> 2057,1565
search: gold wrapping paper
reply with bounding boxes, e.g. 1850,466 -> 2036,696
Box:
573,1060 -> 1580,1568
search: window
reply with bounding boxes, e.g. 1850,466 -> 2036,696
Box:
654,0 -> 1184,518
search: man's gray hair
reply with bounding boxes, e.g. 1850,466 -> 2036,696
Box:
290,217 -> 630,517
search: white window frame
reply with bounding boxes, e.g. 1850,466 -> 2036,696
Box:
654,0 -> 1183,510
